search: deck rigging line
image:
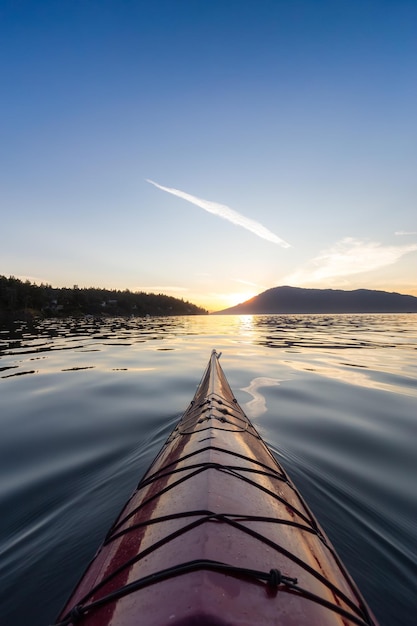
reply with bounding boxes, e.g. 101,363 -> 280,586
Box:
55,431 -> 375,626
53,557 -> 374,626
53,354 -> 377,626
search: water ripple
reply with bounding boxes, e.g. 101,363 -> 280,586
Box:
0,314 -> 416,626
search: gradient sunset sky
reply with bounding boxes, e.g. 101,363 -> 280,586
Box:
2,1 -> 416,310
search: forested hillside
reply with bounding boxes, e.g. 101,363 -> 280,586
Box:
0,276 -> 207,319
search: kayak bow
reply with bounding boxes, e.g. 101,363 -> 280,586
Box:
55,350 -> 379,626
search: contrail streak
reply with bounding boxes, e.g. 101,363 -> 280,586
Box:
147,179 -> 291,248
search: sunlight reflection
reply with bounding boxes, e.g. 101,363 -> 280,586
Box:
238,314 -> 255,337
284,359 -> 416,397
241,376 -> 283,418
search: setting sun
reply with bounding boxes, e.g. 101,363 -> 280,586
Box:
223,292 -> 257,308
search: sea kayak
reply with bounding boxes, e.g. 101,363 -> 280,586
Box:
54,350 -> 378,626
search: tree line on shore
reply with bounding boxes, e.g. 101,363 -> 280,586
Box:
0,275 -> 207,320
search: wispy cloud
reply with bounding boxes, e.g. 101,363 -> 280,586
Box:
284,237 -> 417,286
395,230 -> 417,236
16,274 -> 50,285
147,285 -> 189,293
235,278 -> 264,288
147,179 -> 291,248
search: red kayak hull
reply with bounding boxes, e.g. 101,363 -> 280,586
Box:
55,351 -> 378,626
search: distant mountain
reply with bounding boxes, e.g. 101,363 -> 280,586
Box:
214,286 -> 417,314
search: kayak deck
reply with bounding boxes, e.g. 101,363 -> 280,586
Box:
55,350 -> 378,626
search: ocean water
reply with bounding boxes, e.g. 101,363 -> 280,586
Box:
0,314 -> 416,626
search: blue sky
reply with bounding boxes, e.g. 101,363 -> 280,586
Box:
1,0 -> 416,310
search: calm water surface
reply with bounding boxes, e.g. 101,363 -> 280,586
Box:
0,314 -> 416,625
